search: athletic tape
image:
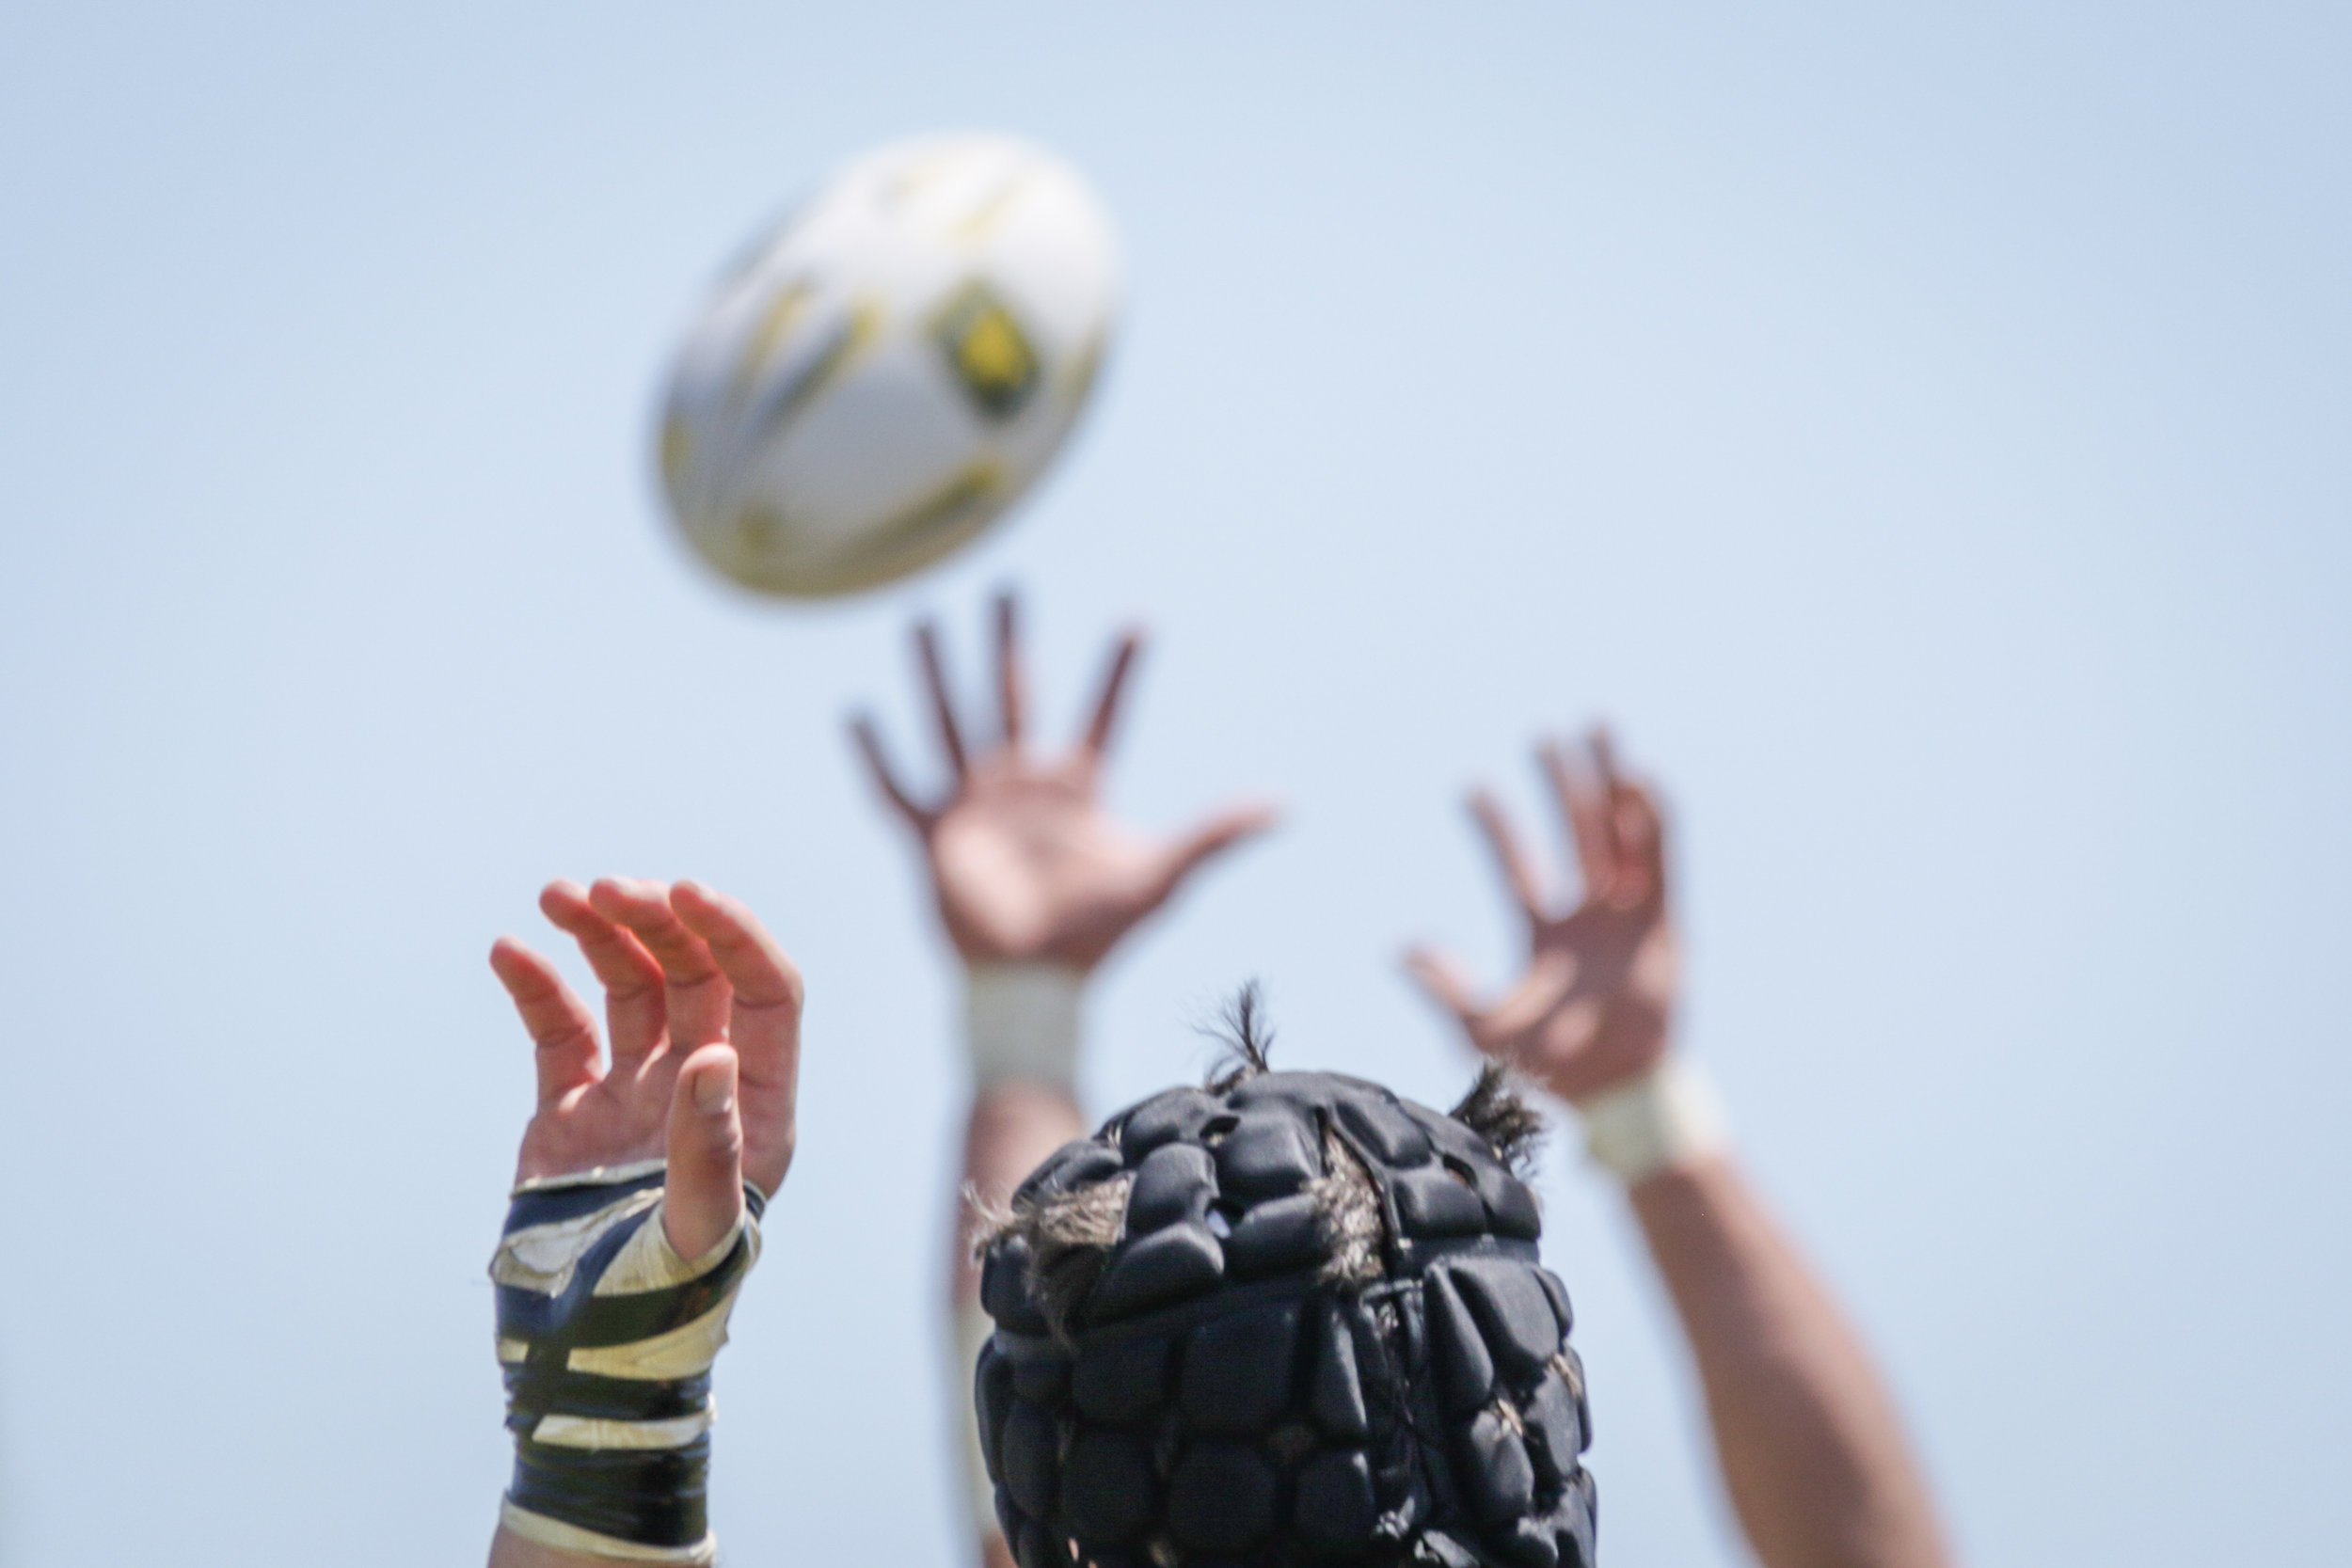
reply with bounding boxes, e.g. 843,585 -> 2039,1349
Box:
1579,1055 -> 1730,1185
964,963 -> 1085,1090
491,1162 -> 765,1564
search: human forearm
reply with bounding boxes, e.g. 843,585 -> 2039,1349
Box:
957,1080 -> 1087,1295
958,1082 -> 1084,1568
479,880 -> 800,1568
1629,1154 -> 1951,1568
951,972 -> 1088,1568
1412,732 -> 1952,1566
857,600 -> 1272,1568
954,962 -> 1090,1295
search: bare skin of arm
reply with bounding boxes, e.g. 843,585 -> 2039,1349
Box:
485,878 -> 804,1568
1410,732 -> 1952,1568
851,594 -> 1275,1568
959,1086 -> 1082,1568
1633,1155 -> 1949,1568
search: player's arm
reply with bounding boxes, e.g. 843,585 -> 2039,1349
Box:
850,593 -> 1274,1568
1409,734 -> 1954,1568
483,878 -> 803,1568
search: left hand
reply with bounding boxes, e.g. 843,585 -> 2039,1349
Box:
1406,729 -> 1678,1104
850,592 -> 1277,972
489,878 -> 803,1261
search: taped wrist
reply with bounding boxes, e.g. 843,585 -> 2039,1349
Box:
964,963 -> 1085,1091
1578,1055 -> 1730,1185
490,1159 -> 765,1565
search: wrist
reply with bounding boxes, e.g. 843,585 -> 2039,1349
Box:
962,962 -> 1087,1092
491,1164 -> 765,1565
1573,1055 -> 1730,1187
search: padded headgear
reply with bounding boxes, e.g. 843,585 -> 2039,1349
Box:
976,1069 -> 1597,1568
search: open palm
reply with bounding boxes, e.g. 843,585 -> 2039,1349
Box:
852,594 -> 1275,971
1408,730 -> 1677,1104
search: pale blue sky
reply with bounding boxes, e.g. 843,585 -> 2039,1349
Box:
1,5 -> 2345,1565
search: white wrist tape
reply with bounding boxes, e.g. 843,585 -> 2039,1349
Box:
963,963 -> 1086,1091
1578,1056 -> 1730,1185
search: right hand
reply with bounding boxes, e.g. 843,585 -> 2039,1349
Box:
1406,729 -> 1679,1104
489,878 -> 803,1262
850,592 -> 1276,972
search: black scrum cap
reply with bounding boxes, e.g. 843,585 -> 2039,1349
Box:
975,1065 -> 1597,1568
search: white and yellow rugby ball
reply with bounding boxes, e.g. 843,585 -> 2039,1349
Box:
656,133 -> 1120,598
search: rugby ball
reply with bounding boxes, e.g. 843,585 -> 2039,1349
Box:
656,133 -> 1120,597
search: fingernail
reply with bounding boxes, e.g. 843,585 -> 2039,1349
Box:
694,1069 -> 735,1116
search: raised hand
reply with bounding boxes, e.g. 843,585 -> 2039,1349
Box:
850,593 -> 1276,971
1407,729 -> 1677,1104
488,878 -> 803,1260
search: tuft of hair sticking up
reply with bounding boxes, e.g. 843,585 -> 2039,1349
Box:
1451,1063 -> 1547,1176
1306,1127 -> 1386,1285
980,1175 -> 1133,1343
1202,980 -> 1276,1092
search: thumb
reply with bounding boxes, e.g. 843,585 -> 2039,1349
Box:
664,1044 -> 746,1261
1403,945 -> 1484,1031
1148,800 -> 1280,906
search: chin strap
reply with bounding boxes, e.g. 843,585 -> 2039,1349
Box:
490,1160 -> 765,1565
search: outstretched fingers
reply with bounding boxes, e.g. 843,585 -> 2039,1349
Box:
1470,789 -> 1549,924
1404,946 -> 1543,1066
671,879 -> 804,1094
914,620 -> 971,779
1586,725 -> 1622,789
539,879 -> 666,1065
993,591 -> 1026,752
489,937 -> 602,1105
1573,726 -> 1667,909
1404,945 -> 1486,1031
850,713 -> 933,831
1080,628 -> 1145,760
1405,946 -> 1582,1071
1146,800 -> 1279,908
1541,736 -> 1617,909
662,1043 -> 745,1261
1483,949 -> 1582,1041
1612,780 -> 1668,907
590,879 -> 730,1055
